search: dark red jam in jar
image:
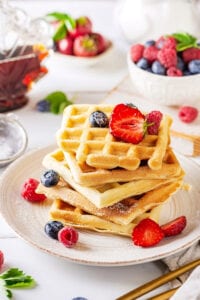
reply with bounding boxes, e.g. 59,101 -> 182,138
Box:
0,45 -> 48,112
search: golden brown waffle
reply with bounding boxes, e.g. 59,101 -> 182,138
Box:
37,180 -> 183,225
63,148 -> 182,186
42,150 -> 183,208
49,199 -> 160,237
56,104 -> 172,171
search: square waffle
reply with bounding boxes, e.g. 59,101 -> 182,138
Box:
56,104 -> 172,171
37,180 -> 183,226
63,148 -> 182,187
42,150 -> 184,208
49,199 -> 161,237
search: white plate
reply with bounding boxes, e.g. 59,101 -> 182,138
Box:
0,145 -> 200,266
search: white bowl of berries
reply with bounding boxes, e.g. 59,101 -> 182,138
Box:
47,13 -> 113,67
127,32 -> 200,106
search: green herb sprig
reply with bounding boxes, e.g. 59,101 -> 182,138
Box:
0,268 -> 36,299
46,12 -> 76,42
171,32 -> 200,52
45,91 -> 74,114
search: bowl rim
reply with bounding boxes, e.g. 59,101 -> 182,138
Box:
127,52 -> 200,81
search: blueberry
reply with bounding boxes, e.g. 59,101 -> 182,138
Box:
177,57 -> 185,71
144,40 -> 155,47
146,67 -> 153,73
72,298 -> 88,300
89,111 -> 109,128
36,100 -> 50,112
136,58 -> 149,70
183,70 -> 193,76
44,221 -> 64,240
0,53 -> 5,60
188,59 -> 200,74
40,169 -> 60,187
151,61 -> 166,75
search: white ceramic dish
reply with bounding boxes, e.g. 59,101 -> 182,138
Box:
0,145 -> 199,266
127,52 -> 200,106
47,42 -> 114,68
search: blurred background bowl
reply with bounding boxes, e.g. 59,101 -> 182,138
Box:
127,52 -> 200,107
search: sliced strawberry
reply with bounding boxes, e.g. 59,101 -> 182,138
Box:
161,216 -> 187,237
132,218 -> 164,247
109,103 -> 146,144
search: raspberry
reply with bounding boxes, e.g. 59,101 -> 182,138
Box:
0,250 -> 4,269
167,67 -> 183,77
143,46 -> 159,62
156,36 -> 176,50
58,226 -> 79,248
178,106 -> 199,123
157,48 -> 177,68
146,111 -> 163,135
182,48 -> 200,63
130,44 -> 144,63
21,178 -> 46,202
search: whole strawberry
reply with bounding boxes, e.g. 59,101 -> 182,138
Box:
56,35 -> 74,55
73,34 -> 98,57
109,103 -> 146,144
157,48 -> 177,68
132,218 -> 164,247
90,32 -> 107,54
69,16 -> 92,39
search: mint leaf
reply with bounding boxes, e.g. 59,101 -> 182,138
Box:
47,12 -> 73,22
53,23 -> 67,42
171,32 -> 198,51
0,268 -> 36,289
45,91 -> 73,114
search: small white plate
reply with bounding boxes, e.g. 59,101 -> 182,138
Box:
47,43 -> 114,68
0,145 -> 199,266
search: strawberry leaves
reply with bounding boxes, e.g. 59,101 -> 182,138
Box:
171,32 -> 199,52
46,12 -> 76,41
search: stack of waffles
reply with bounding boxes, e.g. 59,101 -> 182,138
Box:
37,104 -> 185,237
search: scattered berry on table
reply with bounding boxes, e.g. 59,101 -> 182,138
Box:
146,111 -> 163,135
151,61 -> 166,75
109,103 -> 146,144
0,250 -> 4,269
40,170 -> 60,187
58,226 -> 79,247
132,218 -> 164,247
157,48 -> 177,68
72,297 -> 88,300
167,67 -> 183,77
178,106 -> 199,123
130,44 -> 144,63
89,111 -> 109,128
161,216 -> 187,237
36,99 -> 50,112
21,178 -> 46,202
188,59 -> 200,74
44,221 -> 64,240
136,58 -> 149,70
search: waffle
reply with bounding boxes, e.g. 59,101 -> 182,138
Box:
63,148 -> 182,186
42,150 -> 183,208
49,198 -> 160,237
56,104 -> 172,171
37,180 -> 183,225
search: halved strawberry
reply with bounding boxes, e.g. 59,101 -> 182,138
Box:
132,218 -> 164,247
161,216 -> 187,237
109,103 -> 146,144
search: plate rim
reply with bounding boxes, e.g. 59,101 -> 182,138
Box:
0,144 -> 200,266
